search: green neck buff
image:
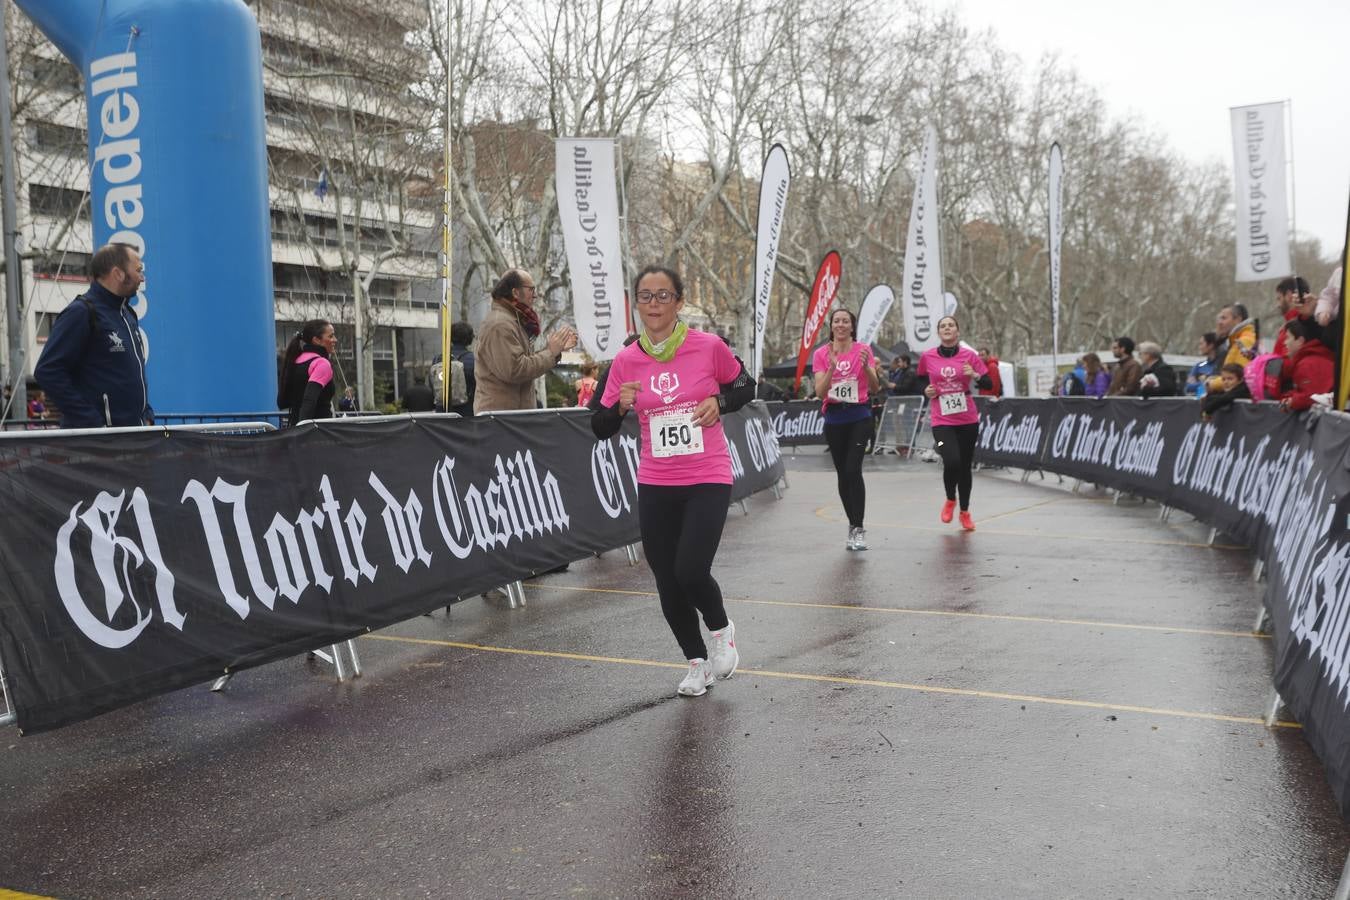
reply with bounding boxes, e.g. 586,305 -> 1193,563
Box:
640,321 -> 689,362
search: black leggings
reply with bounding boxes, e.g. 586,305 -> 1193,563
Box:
932,422 -> 979,510
824,417 -> 871,528
638,482 -> 732,660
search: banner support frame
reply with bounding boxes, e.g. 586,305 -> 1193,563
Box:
616,137 -> 636,335
0,642 -> 14,727
1286,98 -> 1298,279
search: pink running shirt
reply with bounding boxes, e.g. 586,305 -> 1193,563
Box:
600,329 -> 742,485
811,342 -> 872,410
917,345 -> 986,427
295,351 -> 333,386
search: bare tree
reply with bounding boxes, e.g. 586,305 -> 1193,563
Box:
260,0 -> 440,408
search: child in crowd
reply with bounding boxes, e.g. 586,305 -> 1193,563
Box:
575,363 -> 598,407
1200,363 -> 1250,420
1278,317 -> 1334,412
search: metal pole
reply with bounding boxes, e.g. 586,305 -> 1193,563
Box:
352,269 -> 371,409
439,0 -> 454,407
0,642 -> 15,727
616,138 -> 635,334
1286,98 -> 1298,281
391,327 -> 400,404
1332,849 -> 1350,900
0,2 -> 27,422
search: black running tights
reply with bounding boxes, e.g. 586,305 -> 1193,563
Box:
825,417 -> 871,528
932,422 -> 979,510
638,482 -> 732,660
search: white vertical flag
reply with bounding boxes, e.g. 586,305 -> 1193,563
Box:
1048,142 -> 1064,358
556,138 -> 624,360
900,125 -> 943,353
752,144 -> 791,379
1230,102 -> 1291,282
856,284 -> 895,348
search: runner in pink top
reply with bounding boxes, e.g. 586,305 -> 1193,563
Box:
812,308 -> 881,550
278,319 -> 339,427
917,315 -> 992,530
601,329 -> 742,485
593,265 -> 752,698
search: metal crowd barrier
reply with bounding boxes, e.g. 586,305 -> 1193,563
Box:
3,409 -> 389,431
872,396 -> 930,456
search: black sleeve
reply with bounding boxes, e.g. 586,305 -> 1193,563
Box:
719,356 -> 757,413
1201,388 -> 1236,416
973,374 -> 993,391
591,401 -> 625,440
297,380 -> 324,423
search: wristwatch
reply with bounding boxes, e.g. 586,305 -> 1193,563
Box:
716,393 -> 727,413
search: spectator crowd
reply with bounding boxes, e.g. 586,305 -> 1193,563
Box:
1054,270 -> 1343,419
17,242 -> 1346,430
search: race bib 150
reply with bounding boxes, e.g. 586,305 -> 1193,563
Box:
650,411 -> 705,458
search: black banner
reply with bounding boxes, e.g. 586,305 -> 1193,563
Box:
976,396 -> 1350,818
0,405 -> 783,733
974,396 -> 1052,468
763,400 -> 826,446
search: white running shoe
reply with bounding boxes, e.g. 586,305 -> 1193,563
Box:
853,528 -> 868,550
677,659 -> 715,697
846,526 -> 859,550
709,620 -> 739,679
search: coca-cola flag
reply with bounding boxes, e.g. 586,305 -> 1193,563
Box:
793,251 -> 842,394
857,284 -> 896,349
901,125 -> 943,352
752,144 -> 791,381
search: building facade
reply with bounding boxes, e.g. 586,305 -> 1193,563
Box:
5,0 -> 442,410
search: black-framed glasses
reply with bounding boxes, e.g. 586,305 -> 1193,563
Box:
636,290 -> 678,304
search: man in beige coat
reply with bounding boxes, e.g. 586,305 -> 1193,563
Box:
474,269 -> 577,413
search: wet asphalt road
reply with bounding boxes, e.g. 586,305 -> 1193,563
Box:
1,453 -> 1348,898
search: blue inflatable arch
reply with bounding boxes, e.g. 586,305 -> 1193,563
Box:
18,0 -> 277,415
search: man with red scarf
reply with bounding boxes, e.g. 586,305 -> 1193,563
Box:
474,269 -> 578,413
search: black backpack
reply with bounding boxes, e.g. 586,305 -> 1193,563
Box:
1060,371 -> 1086,396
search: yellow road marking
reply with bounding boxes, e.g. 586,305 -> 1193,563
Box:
973,497 -> 1065,523
812,506 -> 1246,550
0,890 -> 53,899
363,633 -> 1300,729
528,583 -> 1270,641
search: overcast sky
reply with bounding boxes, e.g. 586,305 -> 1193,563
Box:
925,0 -> 1349,263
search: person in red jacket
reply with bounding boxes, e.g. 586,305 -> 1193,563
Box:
977,347 -> 1003,397
1272,275 -> 1309,358
1279,318 -> 1334,412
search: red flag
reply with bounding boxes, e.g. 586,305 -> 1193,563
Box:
793,251 -> 843,394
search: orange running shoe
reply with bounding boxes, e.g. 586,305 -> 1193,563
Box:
959,511 -> 976,531
940,500 -> 956,523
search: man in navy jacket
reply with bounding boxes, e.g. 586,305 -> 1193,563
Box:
35,243 -> 152,428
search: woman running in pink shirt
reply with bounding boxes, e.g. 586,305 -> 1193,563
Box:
592,265 -> 755,697
812,308 -> 881,550
917,316 -> 992,530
